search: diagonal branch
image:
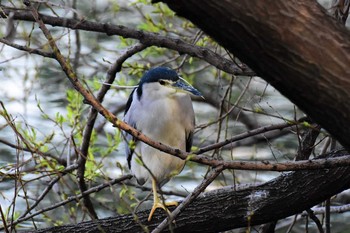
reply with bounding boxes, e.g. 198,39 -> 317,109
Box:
76,43 -> 148,219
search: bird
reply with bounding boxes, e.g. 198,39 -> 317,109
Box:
123,66 -> 202,221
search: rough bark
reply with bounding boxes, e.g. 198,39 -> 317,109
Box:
159,0 -> 350,149
28,152 -> 350,233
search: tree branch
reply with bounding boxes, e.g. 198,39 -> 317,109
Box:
195,119 -> 301,154
0,38 -> 54,58
0,4 -> 254,77
27,151 -> 350,233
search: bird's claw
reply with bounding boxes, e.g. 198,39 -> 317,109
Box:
147,201 -> 178,221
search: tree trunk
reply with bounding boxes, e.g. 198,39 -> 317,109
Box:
158,0 -> 350,149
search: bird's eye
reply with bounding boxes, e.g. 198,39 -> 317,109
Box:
159,80 -> 166,85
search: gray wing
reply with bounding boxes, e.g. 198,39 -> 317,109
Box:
123,88 -> 138,169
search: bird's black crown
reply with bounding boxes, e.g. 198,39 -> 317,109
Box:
139,67 -> 179,84
137,67 -> 179,97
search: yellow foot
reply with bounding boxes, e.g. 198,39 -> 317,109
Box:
147,200 -> 179,221
147,179 -> 179,221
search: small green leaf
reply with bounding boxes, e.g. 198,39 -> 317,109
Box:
134,156 -> 143,166
302,121 -> 311,127
185,154 -> 196,161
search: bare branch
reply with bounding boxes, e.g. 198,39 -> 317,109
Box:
195,120 -> 300,154
0,38 -> 54,58
0,5 -> 255,77
306,209 -> 325,233
16,163 -> 81,222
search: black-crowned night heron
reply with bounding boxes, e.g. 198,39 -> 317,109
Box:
123,67 -> 202,221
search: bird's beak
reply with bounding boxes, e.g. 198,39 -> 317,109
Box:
172,78 -> 203,97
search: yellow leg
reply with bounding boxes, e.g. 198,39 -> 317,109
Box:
147,179 -> 178,221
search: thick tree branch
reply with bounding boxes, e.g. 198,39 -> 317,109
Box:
28,151 -> 350,233
159,0 -> 350,149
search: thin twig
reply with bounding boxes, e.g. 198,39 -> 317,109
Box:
195,119 -> 301,155
286,214 -> 298,233
0,138 -> 67,166
326,138 -> 337,233
306,209 -> 325,233
0,204 -> 9,233
123,181 -> 188,198
325,199 -> 330,233
0,38 -> 54,58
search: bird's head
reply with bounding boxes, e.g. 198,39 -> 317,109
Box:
136,67 -> 202,99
